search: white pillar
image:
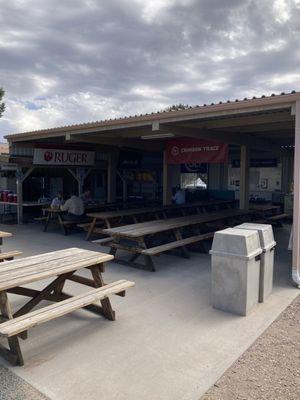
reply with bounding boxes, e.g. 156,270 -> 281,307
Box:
292,101 -> 300,286
16,169 -> 23,225
239,145 -> 250,209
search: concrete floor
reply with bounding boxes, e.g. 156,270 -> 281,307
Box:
0,222 -> 298,400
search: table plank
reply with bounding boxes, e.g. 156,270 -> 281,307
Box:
0,248 -> 114,291
103,209 -> 253,238
0,231 -> 12,239
87,200 -> 233,220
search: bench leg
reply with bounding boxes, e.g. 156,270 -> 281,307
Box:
109,247 -> 117,256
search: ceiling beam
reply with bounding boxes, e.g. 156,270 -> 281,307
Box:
160,125 -> 283,154
67,135 -> 163,151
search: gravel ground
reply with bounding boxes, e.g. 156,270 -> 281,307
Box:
201,295 -> 300,400
0,366 -> 48,400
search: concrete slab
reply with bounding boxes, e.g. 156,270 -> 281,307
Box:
0,222 -> 298,400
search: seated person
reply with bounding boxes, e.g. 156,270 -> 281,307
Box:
60,192 -> 85,221
172,186 -> 186,205
81,188 -> 94,205
51,191 -> 64,209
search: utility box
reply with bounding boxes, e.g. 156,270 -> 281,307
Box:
236,223 -> 276,302
210,228 -> 262,316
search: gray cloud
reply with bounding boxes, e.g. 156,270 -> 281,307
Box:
0,0 -> 299,137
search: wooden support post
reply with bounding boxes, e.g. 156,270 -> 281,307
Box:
107,152 -> 118,203
163,151 -> 172,205
239,145 -> 250,209
292,101 -> 300,287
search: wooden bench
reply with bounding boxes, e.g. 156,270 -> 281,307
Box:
0,280 -> 134,338
92,237 -> 114,245
141,232 -> 214,256
267,213 -> 287,227
0,251 -> 22,262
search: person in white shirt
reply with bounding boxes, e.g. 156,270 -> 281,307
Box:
51,191 -> 64,209
60,193 -> 85,221
172,187 -> 186,205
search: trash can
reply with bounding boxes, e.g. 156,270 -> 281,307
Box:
235,223 -> 276,302
210,228 -> 262,316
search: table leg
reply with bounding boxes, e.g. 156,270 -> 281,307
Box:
14,272 -> 74,318
0,291 -> 24,366
90,265 -> 115,321
174,228 -> 190,259
57,213 -> 67,235
43,212 -> 51,232
86,218 -> 97,240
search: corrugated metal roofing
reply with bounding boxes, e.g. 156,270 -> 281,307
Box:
4,90 -> 300,141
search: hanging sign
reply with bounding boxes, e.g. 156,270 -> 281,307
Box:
33,148 -> 95,166
166,138 -> 228,165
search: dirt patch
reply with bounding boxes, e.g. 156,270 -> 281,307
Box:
0,366 -> 48,400
201,295 -> 300,400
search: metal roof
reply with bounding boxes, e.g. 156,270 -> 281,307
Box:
4,90 -> 300,142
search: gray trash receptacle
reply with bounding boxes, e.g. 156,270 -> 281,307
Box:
236,223 -> 276,302
210,228 -> 262,316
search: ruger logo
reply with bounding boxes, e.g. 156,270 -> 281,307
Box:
44,151 -> 53,162
171,146 -> 180,157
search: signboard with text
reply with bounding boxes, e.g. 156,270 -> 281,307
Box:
166,138 -> 228,165
33,148 -> 95,166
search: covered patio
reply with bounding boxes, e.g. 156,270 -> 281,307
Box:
4,91 -> 299,284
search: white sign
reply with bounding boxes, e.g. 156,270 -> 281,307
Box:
33,148 -> 95,166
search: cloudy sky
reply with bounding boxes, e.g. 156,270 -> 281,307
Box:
0,0 -> 300,139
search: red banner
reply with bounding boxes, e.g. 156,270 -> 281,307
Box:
165,138 -> 228,164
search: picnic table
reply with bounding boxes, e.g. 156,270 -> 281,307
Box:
0,231 -> 22,262
85,200 -> 234,240
99,208 -> 253,271
42,208 -> 91,235
250,204 -> 287,226
0,248 -> 134,366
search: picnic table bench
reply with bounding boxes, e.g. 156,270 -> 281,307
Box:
0,248 -> 135,366
85,200 -> 234,240
0,231 -> 22,262
98,208 -> 253,271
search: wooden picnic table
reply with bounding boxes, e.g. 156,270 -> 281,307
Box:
99,208 -> 253,271
85,199 -> 234,240
0,231 -> 12,246
250,204 -> 281,219
0,231 -> 22,261
0,248 -> 134,366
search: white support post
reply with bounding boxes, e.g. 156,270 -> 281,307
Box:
16,169 -> 23,225
239,145 -> 250,209
15,167 -> 34,224
292,101 -> 300,287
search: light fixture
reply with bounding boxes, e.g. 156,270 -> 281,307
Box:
140,133 -> 175,140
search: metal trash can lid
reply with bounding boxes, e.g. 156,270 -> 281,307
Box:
209,227 -> 262,260
235,223 -> 276,252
